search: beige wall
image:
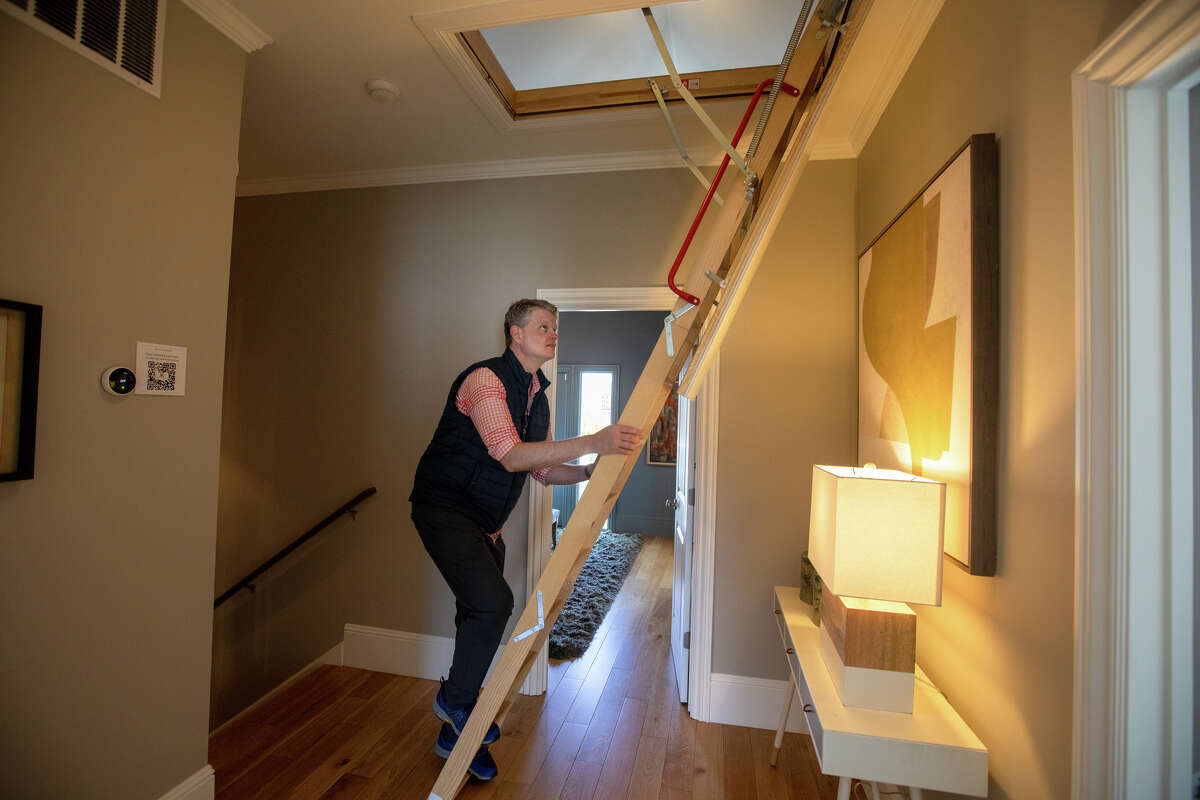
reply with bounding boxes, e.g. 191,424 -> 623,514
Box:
214,170 -> 706,725
214,159 -> 859,726
0,4 -> 245,799
712,158 -> 859,677
856,1 -> 1141,798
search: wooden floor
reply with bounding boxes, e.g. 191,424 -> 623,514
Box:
209,536 -> 839,800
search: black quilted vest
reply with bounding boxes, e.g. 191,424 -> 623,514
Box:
409,348 -> 551,533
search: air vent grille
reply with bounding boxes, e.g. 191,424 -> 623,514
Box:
2,0 -> 165,95
34,0 -> 74,35
120,0 -> 157,82
81,0 -> 119,62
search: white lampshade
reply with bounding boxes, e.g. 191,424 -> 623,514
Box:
808,465 -> 945,606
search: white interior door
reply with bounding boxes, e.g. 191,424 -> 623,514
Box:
670,392 -> 695,702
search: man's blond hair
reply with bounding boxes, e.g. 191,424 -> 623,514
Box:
504,298 -> 558,347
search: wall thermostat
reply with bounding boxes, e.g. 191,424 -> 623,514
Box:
101,366 -> 136,396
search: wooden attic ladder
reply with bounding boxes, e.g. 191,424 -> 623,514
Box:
429,1 -> 871,796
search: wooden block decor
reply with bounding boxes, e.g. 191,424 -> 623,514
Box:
428,2 -> 875,796
820,583 -> 916,674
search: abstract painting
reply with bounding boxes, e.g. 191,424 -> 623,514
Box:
647,386 -> 678,466
858,134 -> 998,575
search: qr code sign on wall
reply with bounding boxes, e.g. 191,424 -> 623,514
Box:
135,342 -> 187,396
146,360 -> 176,392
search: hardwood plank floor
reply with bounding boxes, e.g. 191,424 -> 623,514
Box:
209,536 -> 838,799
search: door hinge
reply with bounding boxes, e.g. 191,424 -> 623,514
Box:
682,631 -> 690,649
688,487 -> 695,506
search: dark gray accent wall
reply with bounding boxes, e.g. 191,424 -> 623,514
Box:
557,310 -> 673,537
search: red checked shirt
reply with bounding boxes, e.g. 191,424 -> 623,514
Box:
455,366 -> 552,540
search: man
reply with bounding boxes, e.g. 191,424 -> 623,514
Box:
409,298 -> 643,781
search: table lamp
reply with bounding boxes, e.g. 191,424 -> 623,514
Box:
807,464 -> 945,714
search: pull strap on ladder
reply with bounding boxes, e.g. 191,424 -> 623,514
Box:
428,2 -> 869,796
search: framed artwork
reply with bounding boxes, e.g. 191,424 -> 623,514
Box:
647,386 -> 678,466
858,134 -> 999,576
1,299 -> 43,482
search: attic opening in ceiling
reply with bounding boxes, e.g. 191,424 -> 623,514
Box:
459,0 -> 799,118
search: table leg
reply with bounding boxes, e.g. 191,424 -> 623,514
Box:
869,781 -> 882,800
770,673 -> 796,766
909,788 -> 923,800
836,776 -> 852,800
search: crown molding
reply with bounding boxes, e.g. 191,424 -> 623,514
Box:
1077,0 -> 1200,87
235,148 -> 724,197
809,137 -> 856,160
845,0 -> 944,154
180,0 -> 272,53
235,133 -> 864,197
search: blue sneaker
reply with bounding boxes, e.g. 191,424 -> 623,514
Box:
434,684 -> 500,745
434,723 -> 499,781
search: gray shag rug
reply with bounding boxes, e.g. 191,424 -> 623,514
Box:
548,530 -> 645,660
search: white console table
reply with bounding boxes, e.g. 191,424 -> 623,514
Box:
772,586 -> 988,799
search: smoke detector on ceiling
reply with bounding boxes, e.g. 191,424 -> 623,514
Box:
364,79 -> 401,103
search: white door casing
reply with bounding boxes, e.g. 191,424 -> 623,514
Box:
522,287 -> 718,714
1072,2 -> 1199,797
671,393 -> 696,702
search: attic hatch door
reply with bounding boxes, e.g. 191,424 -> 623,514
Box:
459,0 -> 796,118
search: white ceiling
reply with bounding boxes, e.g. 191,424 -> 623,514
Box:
203,0 -> 944,196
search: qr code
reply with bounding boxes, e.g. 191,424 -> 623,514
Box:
146,360 -> 176,391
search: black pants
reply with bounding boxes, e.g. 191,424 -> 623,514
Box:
412,503 -> 514,709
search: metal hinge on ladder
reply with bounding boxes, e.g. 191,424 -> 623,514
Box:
683,631 -> 690,650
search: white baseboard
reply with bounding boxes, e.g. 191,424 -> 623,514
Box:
708,672 -> 810,733
156,766 -> 214,800
343,623 -> 455,680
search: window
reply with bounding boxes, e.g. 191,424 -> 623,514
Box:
554,365 -> 618,531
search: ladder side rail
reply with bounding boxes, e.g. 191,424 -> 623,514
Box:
682,0 -> 873,396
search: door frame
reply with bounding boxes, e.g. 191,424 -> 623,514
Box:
1072,2 -> 1199,796
520,287 -> 720,723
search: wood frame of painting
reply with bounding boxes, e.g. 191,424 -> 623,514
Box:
0,298 -> 43,483
857,133 -> 998,576
646,384 -> 678,466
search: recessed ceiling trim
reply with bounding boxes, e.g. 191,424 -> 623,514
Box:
180,0 -> 272,53
413,0 -> 685,133
234,147 -> 724,197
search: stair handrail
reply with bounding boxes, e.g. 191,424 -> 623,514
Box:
213,486 -> 378,608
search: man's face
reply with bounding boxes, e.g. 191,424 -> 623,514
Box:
511,308 -> 558,365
